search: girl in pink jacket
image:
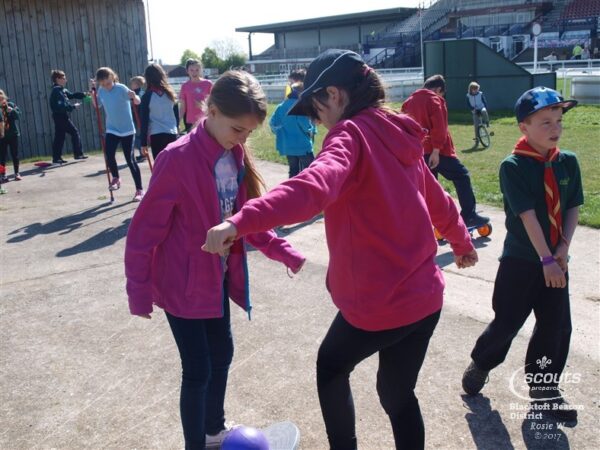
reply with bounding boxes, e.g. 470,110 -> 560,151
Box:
204,50 -> 478,449
124,71 -> 305,449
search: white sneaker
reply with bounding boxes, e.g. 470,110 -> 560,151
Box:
132,189 -> 145,202
205,423 -> 241,448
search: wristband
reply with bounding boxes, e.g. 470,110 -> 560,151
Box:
540,256 -> 555,266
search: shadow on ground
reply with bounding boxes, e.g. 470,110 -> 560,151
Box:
7,202 -> 131,243
463,394 -> 513,449
56,218 -> 131,257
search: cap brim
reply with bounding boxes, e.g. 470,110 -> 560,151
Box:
287,97 -> 309,116
559,99 -> 578,113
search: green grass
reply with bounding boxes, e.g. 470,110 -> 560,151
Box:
249,103 -> 600,228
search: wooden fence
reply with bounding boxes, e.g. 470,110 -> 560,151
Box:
0,0 -> 148,158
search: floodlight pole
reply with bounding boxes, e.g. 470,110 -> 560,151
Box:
420,2 -> 424,69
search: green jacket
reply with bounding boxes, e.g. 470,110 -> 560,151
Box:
1,101 -> 21,138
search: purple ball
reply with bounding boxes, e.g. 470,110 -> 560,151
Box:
221,426 -> 270,450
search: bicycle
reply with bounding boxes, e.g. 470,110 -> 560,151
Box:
472,109 -> 493,148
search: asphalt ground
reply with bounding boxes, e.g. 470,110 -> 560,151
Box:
1,155 -> 598,449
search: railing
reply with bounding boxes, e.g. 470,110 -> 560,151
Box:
516,58 -> 600,72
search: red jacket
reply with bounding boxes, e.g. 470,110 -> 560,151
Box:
228,108 -> 473,331
124,120 -> 305,319
401,89 -> 457,158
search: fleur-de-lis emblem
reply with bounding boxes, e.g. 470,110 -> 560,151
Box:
537,356 -> 552,369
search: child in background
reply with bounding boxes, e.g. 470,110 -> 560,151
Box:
462,87 -> 583,424
0,89 -> 22,182
91,67 -> 144,202
204,50 -> 478,449
124,70 -> 305,449
129,76 -> 146,163
49,70 -> 88,164
179,59 -> 213,132
466,81 -> 490,127
270,82 -> 316,178
139,64 -> 179,159
402,75 -> 489,228
284,68 -> 306,99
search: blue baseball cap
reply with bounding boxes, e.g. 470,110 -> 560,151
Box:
288,49 -> 365,116
515,86 -> 577,123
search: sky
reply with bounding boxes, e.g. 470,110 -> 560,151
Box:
144,0 -> 426,64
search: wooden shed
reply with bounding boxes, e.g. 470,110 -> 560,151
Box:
0,0 -> 149,159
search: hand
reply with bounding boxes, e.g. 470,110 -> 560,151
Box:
128,90 -> 136,100
89,79 -> 96,91
141,146 -> 149,157
6,106 -> 12,113
203,221 -> 238,255
553,242 -> 569,273
428,149 -> 440,170
455,249 -> 478,269
543,261 -> 567,288
137,313 -> 151,319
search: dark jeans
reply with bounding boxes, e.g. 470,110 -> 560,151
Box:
105,133 -> 142,190
150,133 -> 177,159
0,135 -> 19,174
471,257 -> 572,391
166,294 -> 234,450
424,153 -> 476,220
317,310 -> 441,450
286,153 -> 315,178
52,113 -> 83,161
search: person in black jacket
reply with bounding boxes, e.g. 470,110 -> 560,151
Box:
0,89 -> 21,182
49,70 -> 88,164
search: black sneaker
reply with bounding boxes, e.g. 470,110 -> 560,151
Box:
52,158 -> 67,164
462,361 -> 490,395
464,213 -> 490,228
530,388 -> 578,423
74,155 -> 89,160
135,155 -> 146,163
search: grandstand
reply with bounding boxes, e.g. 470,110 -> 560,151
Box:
239,1 -> 599,74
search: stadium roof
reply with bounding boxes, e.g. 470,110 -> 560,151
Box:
236,8 -> 418,33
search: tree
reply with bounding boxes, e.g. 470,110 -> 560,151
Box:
210,38 -> 244,60
201,47 -> 221,70
223,53 -> 247,71
180,49 -> 202,66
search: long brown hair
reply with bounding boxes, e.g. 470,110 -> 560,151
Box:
304,64 -> 387,121
207,71 -> 267,199
144,63 -> 177,102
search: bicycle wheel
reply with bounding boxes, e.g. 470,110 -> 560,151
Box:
477,125 -> 491,148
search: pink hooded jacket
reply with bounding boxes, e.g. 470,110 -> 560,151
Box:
124,120 -> 305,319
228,108 -> 474,331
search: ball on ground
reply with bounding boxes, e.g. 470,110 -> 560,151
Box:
221,426 -> 269,450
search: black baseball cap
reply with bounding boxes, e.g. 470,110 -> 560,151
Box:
514,86 -> 577,123
288,49 -> 365,116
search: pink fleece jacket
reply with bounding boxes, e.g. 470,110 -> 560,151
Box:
228,108 -> 474,331
124,120 -> 305,319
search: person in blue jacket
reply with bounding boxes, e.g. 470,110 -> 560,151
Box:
270,83 -> 317,178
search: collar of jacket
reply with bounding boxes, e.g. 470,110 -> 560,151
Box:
188,117 -> 245,169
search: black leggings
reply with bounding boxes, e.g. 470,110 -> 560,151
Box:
105,133 -> 142,190
317,310 -> 440,450
150,133 -> 177,159
0,135 -> 19,174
